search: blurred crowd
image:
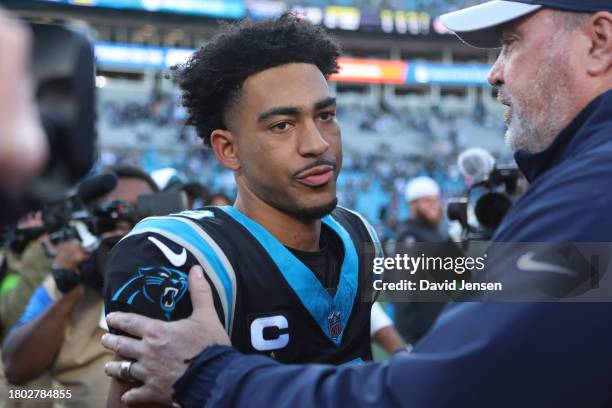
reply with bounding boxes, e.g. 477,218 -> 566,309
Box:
97,80 -> 507,156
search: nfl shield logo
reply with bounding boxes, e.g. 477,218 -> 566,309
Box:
328,311 -> 342,340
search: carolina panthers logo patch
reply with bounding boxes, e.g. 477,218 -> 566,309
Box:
111,266 -> 189,320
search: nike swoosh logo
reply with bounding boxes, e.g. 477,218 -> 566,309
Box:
148,236 -> 187,267
516,251 -> 576,277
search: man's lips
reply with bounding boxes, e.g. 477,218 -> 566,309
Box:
295,165 -> 334,187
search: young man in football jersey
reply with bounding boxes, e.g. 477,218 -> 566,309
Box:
102,13 -> 385,406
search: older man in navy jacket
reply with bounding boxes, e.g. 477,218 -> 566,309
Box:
101,1 -> 612,407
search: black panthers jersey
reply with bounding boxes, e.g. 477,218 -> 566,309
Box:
104,205 -> 382,365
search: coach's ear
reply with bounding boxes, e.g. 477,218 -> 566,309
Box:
210,129 -> 241,171
586,11 -> 612,76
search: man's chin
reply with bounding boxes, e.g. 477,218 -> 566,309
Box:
505,128 -> 523,153
291,197 -> 338,220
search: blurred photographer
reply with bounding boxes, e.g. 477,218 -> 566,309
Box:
2,166 -> 157,406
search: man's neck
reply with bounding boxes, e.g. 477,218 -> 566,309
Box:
234,194 -> 321,252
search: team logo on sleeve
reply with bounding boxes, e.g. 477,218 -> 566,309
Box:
111,266 -> 189,320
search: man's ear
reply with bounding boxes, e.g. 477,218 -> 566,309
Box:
210,129 -> 240,171
586,12 -> 612,77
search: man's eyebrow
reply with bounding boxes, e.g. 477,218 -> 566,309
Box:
257,106 -> 300,123
315,97 -> 336,111
257,97 -> 337,123
501,23 -> 520,39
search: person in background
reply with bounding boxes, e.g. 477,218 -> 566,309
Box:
396,177 -> 446,245
2,166 -> 157,407
393,177 -> 462,345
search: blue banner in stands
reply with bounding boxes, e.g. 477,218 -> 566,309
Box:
406,62 -> 492,86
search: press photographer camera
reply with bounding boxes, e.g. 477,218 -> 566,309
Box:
447,148 -> 522,244
1,169 -> 187,295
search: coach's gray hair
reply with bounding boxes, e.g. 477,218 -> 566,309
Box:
553,10 -> 591,31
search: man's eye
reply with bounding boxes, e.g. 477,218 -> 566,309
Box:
501,37 -> 516,49
270,121 -> 292,132
319,112 -> 336,121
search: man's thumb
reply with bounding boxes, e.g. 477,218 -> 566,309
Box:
188,265 -> 215,318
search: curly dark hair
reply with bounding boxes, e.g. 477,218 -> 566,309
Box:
172,13 -> 341,147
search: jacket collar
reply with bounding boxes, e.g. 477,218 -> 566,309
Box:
514,89 -> 612,183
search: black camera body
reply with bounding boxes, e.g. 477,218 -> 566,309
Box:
448,165 -> 521,243
2,173 -> 187,293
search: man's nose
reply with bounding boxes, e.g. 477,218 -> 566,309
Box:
487,55 -> 504,87
298,119 -> 330,157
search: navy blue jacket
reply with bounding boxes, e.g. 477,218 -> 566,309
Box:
174,90 -> 612,408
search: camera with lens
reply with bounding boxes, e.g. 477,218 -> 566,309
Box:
1,174 -> 187,294
448,148 -> 522,245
